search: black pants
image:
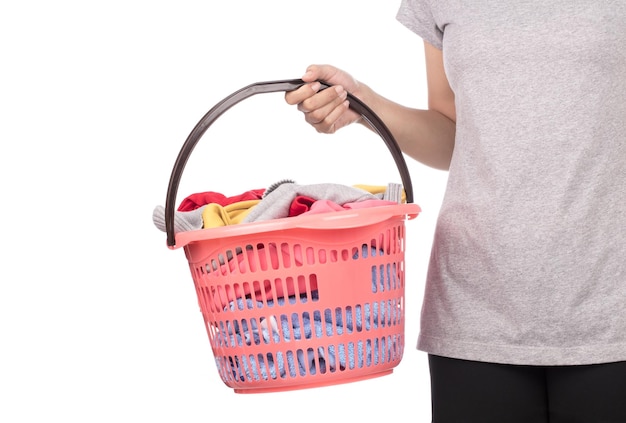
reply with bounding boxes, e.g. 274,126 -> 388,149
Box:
428,355 -> 626,423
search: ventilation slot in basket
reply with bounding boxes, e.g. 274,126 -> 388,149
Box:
215,332 -> 405,383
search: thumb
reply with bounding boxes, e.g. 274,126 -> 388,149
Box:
302,64 -> 340,84
302,64 -> 360,96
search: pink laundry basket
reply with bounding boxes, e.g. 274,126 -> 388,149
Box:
163,79 -> 421,393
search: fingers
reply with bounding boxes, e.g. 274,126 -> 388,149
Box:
285,83 -> 349,133
285,64 -> 350,106
284,64 -> 357,134
310,98 -> 351,134
300,85 -> 348,123
284,81 -> 321,106
298,85 -> 346,114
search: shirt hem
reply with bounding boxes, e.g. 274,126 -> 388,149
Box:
417,334 -> 626,366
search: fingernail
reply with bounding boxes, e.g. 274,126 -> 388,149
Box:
310,82 -> 321,92
335,85 -> 347,98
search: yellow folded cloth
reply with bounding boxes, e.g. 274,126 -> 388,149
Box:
202,199 -> 261,228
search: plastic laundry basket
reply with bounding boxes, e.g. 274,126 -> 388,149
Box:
163,79 -> 421,393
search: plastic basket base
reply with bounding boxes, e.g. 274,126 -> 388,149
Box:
232,368 -> 394,394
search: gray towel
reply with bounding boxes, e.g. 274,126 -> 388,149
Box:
152,205 -> 205,233
242,182 -> 378,223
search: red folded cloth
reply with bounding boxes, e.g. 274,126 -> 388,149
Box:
178,189 -> 265,211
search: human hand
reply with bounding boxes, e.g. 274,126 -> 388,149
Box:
285,64 -> 362,134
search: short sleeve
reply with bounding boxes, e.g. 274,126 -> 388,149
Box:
396,0 -> 443,49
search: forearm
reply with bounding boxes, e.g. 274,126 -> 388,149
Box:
356,84 -> 456,171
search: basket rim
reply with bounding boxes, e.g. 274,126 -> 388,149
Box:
168,203 -> 420,250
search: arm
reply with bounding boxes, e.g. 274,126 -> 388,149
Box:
285,42 -> 456,171
366,42 -> 456,170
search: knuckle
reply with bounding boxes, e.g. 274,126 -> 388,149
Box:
308,109 -> 327,124
311,117 -> 336,134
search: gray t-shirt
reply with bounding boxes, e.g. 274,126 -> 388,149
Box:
397,0 -> 626,365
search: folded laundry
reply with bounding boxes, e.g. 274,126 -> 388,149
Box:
201,200 -> 261,228
152,199 -> 260,233
304,198 -> 399,215
152,183 -> 404,234
353,183 -> 405,203
152,204 -> 205,234
288,195 -> 316,217
242,182 -> 379,223
177,189 -> 265,212
153,187 -> 264,233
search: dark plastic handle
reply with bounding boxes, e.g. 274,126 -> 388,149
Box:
165,79 -> 414,247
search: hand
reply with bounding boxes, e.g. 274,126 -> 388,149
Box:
285,64 -> 363,134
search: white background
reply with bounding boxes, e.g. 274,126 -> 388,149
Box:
0,1 -> 448,421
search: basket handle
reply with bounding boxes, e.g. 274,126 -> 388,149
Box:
165,79 -> 414,247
